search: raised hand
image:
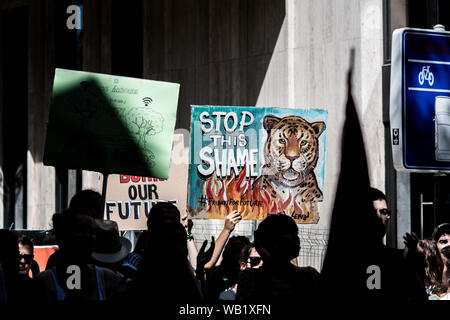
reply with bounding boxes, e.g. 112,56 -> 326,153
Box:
224,210 -> 242,232
121,252 -> 143,272
403,232 -> 421,261
403,232 -> 420,250
196,236 -> 215,278
181,214 -> 194,236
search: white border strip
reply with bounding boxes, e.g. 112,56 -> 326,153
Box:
408,59 -> 450,65
407,87 -> 450,93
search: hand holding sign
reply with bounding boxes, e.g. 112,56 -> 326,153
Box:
224,210 -> 242,232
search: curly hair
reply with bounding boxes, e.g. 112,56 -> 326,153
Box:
417,239 -> 447,296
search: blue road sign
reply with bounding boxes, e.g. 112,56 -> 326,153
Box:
390,27 -> 450,172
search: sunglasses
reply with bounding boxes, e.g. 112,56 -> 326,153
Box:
18,254 -> 33,264
378,208 -> 391,217
248,256 -> 262,267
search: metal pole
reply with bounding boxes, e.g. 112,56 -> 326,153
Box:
101,173 -> 109,218
420,193 -> 433,238
420,193 -> 424,239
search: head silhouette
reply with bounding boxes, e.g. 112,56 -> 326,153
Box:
220,236 -> 251,285
147,221 -> 188,258
146,202 -> 181,231
69,189 -> 103,219
369,187 -> 390,236
254,214 -> 300,264
52,210 -> 96,263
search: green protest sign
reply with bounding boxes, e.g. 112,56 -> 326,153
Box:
43,68 -> 180,179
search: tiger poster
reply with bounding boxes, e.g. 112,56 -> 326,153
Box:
188,106 -> 328,224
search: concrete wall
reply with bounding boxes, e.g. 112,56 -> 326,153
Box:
254,0 -> 385,232
27,0 -> 56,230
143,0 -> 286,129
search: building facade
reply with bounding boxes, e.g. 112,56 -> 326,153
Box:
1,0 -> 449,270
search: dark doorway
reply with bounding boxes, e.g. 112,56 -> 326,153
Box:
1,6 -> 28,229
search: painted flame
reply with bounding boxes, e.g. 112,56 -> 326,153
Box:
203,164 -> 316,222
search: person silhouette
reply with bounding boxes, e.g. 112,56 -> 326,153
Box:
145,201 -> 199,273
46,190 -> 103,270
203,235 -> 250,301
0,229 -> 19,300
132,221 -> 203,305
33,210 -> 125,300
237,214 -> 321,302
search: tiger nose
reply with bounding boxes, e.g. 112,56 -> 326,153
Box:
286,155 -> 299,162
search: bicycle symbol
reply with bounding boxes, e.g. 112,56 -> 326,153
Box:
418,65 -> 434,86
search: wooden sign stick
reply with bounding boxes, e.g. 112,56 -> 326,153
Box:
101,172 -> 109,218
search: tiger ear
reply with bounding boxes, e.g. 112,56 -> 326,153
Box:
263,116 -> 281,132
311,121 -> 326,137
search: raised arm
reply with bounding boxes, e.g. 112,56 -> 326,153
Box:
204,210 -> 242,269
181,214 -> 198,270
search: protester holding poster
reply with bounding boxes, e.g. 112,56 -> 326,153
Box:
188,106 -> 327,224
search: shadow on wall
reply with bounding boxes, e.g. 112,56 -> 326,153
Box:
143,0 -> 286,129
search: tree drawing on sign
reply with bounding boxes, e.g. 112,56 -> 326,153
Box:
127,109 -> 164,144
124,106 -> 164,168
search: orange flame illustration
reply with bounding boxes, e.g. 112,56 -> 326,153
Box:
202,164 -> 316,222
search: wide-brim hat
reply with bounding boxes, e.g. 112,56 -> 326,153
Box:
432,223 -> 450,241
92,219 -> 132,264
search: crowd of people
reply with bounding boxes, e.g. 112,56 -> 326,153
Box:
0,188 -> 450,304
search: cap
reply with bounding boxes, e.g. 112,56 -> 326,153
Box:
432,223 -> 450,241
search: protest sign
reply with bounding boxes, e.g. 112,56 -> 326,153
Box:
43,68 -> 180,179
188,106 -> 327,224
103,134 -> 188,230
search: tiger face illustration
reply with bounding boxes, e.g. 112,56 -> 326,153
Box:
253,115 -> 326,222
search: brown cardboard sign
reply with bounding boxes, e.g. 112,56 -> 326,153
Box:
103,134 -> 187,230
